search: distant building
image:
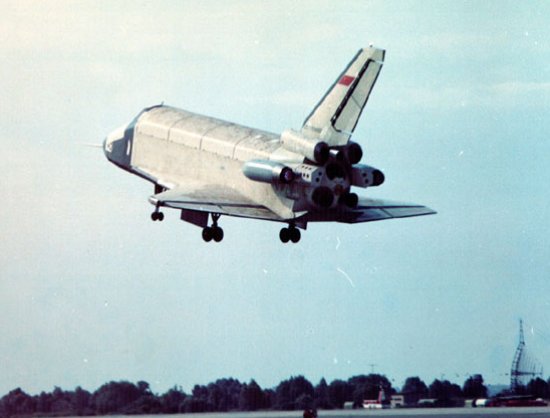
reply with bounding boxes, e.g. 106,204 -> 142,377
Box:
417,398 -> 437,407
390,394 -> 405,408
343,402 -> 354,410
363,386 -> 389,409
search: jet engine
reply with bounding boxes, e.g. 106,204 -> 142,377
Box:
346,142 -> 363,164
280,129 -> 329,164
242,160 -> 295,184
350,164 -> 385,187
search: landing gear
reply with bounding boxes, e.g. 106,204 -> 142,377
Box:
279,224 -> 301,243
151,205 -> 164,221
202,226 -> 224,242
151,184 -> 166,221
151,211 -> 164,221
202,213 -> 224,243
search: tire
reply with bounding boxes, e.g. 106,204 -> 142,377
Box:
213,226 -> 224,242
279,227 -> 290,243
202,227 -> 213,242
290,228 -> 301,243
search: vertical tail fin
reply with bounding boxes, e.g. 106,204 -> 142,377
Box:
301,47 -> 385,146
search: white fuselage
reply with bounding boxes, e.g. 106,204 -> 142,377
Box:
105,105 -> 337,221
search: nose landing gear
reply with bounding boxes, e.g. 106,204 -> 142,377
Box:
151,185 -> 166,221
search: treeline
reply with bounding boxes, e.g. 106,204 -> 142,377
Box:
1,373 -> 549,417
0,375 -> 388,417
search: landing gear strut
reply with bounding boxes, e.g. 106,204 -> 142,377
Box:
279,224 -> 301,243
202,213 -> 224,243
151,184 -> 165,221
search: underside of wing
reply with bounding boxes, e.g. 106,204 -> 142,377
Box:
303,197 -> 436,224
149,184 -> 279,220
346,198 -> 437,223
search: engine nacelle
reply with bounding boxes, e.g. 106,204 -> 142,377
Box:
280,129 -> 329,164
351,164 -> 385,187
242,160 -> 295,184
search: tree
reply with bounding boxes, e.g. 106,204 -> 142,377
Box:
91,381 -> 149,414
527,378 -> 549,399
188,384 -> 209,412
210,378 -> 243,411
137,381 -> 151,395
206,384 -> 224,411
72,386 -> 92,415
263,388 -> 275,409
327,379 -> 351,409
275,376 -> 314,410
181,397 -> 208,413
295,393 -> 313,410
239,380 -> 265,411
50,387 -> 72,415
429,379 -> 463,406
314,378 -> 332,409
0,388 -> 35,417
462,374 -> 487,399
35,391 -> 53,415
401,376 -> 428,405
159,386 -> 187,413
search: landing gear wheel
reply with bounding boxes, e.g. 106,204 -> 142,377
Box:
212,226 -> 224,242
151,211 -> 164,221
289,227 -> 301,243
280,225 -> 301,243
202,226 -> 213,242
202,213 -> 224,242
279,227 -> 290,243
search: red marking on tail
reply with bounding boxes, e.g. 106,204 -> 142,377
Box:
338,75 -> 355,86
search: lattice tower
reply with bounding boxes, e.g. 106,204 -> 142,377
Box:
510,319 -> 544,392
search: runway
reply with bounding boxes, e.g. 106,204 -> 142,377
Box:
101,408 -> 550,418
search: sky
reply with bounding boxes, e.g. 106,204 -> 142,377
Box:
1,0 -> 550,396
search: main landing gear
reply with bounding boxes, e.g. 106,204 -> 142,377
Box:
202,213 -> 224,243
279,224 -> 301,243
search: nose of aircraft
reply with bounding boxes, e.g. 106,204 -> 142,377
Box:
102,137 -> 109,157
103,124 -> 127,161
